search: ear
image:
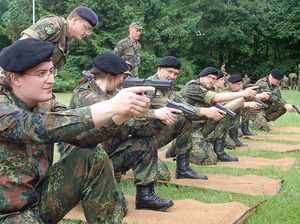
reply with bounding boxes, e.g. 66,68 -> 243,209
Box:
10,73 -> 22,87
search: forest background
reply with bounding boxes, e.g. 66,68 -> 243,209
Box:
0,0 -> 300,92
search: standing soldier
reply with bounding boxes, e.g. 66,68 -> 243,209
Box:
220,62 -> 228,86
114,22 -> 143,77
243,74 -> 251,85
0,38 -> 153,223
281,74 -> 289,90
297,75 -> 300,91
289,72 -> 297,90
20,6 -> 98,72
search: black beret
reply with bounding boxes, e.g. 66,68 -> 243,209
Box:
0,38 -> 54,73
198,67 -> 219,77
93,52 -> 128,75
157,56 -> 181,70
228,74 -> 243,83
270,69 -> 284,80
75,6 -> 98,27
217,70 -> 224,79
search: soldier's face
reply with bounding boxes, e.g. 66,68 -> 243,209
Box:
129,27 -> 142,41
157,67 -> 179,81
12,61 -> 55,108
214,77 -> 225,89
108,73 -> 129,90
200,75 -> 217,89
230,81 -> 243,91
269,75 -> 281,86
71,17 -> 93,40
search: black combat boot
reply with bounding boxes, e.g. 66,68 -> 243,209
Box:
136,182 -> 174,211
241,121 -> 255,136
213,139 -> 239,162
176,154 -> 208,179
229,129 -> 248,147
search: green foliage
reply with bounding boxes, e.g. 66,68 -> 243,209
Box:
1,0 -> 300,91
53,56 -> 82,92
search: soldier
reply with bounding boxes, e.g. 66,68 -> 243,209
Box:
20,6 -> 98,72
113,22 -> 143,77
243,74 -> 251,85
189,70 -> 226,165
220,62 -> 229,86
59,53 -> 175,212
297,75 -> 300,91
149,57 -> 226,175
250,69 -> 296,132
226,75 -> 266,142
281,74 -> 289,90
211,71 -> 235,150
0,39 -> 153,223
213,70 -> 226,92
289,72 -> 297,90
178,67 -> 257,162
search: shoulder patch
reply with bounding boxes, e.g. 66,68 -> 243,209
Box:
44,23 -> 56,35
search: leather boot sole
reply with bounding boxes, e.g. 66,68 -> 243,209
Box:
136,201 -> 174,211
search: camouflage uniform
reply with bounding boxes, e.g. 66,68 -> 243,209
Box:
281,75 -> 289,90
58,79 -> 170,184
250,76 -> 287,132
223,86 -> 247,147
289,73 -> 297,90
148,74 -> 217,165
0,85 -> 123,223
179,79 -> 235,162
113,37 -> 141,77
242,75 -> 251,85
21,16 -> 68,71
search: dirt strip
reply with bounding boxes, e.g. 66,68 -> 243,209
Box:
64,196 -> 257,224
213,156 -> 297,170
244,134 -> 300,143
158,150 -> 298,167
270,127 -> 300,133
244,142 -> 300,152
123,170 -> 282,196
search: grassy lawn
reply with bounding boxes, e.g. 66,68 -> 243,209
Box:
55,90 -> 300,224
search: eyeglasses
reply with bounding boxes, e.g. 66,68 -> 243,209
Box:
29,68 -> 58,79
80,20 -> 93,35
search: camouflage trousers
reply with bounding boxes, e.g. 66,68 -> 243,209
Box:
188,115 -> 232,164
230,109 -> 241,131
189,130 -> 217,165
250,104 -> 286,132
158,115 -> 193,156
110,136 -> 163,185
202,114 -> 233,139
1,147 -> 123,224
241,107 -> 251,123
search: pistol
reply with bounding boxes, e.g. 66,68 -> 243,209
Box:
123,78 -> 172,97
166,100 -> 196,116
254,99 -> 269,109
292,105 -> 300,114
214,103 -> 236,117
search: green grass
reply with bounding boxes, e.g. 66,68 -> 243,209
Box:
54,90 -> 300,224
